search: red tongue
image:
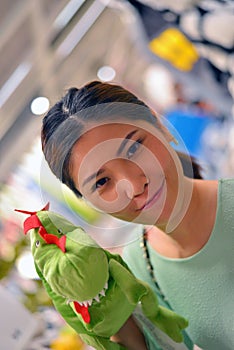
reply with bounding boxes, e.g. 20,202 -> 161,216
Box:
73,301 -> 90,323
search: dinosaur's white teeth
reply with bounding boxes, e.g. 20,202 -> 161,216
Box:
99,288 -> 105,297
74,301 -> 83,306
80,298 -> 93,306
76,299 -> 92,307
80,281 -> 108,305
66,299 -> 73,304
87,299 -> 93,306
94,295 -> 100,302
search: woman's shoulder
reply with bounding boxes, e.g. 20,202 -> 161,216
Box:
218,177 -> 234,191
194,178 -> 234,214
208,178 -> 234,193
213,178 -> 234,213
217,178 -> 234,225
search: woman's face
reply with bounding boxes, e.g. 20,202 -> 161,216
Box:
70,120 -> 182,226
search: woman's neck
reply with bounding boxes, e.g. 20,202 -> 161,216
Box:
147,179 -> 218,258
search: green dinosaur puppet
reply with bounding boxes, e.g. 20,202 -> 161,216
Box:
16,203 -> 188,350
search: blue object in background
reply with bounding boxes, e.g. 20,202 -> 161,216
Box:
166,108 -> 213,158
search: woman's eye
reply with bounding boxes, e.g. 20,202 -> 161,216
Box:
126,139 -> 143,159
95,177 -> 109,190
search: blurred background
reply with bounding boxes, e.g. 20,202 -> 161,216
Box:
0,0 -> 233,349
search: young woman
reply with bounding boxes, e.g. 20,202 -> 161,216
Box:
41,81 -> 234,350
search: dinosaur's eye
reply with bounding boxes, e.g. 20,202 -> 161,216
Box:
57,228 -> 63,234
35,240 -> 40,247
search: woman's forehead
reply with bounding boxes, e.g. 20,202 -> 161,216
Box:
78,118 -> 158,141
81,122 -> 136,141
71,119 -> 165,161
71,122 -> 136,162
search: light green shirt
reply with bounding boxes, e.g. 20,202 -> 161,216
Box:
123,178 -> 234,350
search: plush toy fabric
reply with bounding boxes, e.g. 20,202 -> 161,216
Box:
16,204 -> 188,350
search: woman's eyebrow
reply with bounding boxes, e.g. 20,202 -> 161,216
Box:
82,168 -> 105,188
116,129 -> 138,156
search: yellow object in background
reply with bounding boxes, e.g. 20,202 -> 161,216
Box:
50,326 -> 85,350
149,28 -> 199,71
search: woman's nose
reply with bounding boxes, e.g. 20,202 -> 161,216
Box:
116,168 -> 149,200
124,176 -> 148,200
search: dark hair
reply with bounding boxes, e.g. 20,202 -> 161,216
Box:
41,81 -> 202,198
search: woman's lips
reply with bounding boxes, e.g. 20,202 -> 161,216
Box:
139,179 -> 165,211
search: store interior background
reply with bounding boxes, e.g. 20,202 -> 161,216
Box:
0,0 -> 233,349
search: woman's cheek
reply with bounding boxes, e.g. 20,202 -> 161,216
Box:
89,186 -> 131,214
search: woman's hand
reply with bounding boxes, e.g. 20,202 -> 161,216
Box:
110,316 -> 148,350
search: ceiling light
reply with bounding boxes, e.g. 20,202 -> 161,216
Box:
97,66 -> 116,82
56,0 -> 107,59
30,97 -> 50,115
0,61 -> 31,108
53,0 -> 85,31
